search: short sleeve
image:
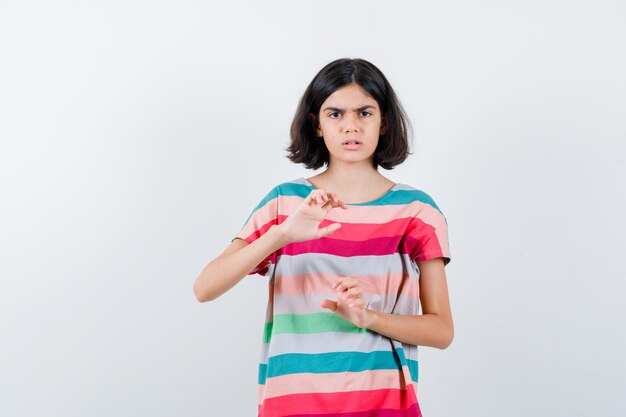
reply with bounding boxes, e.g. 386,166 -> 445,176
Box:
405,200 -> 452,267
231,186 -> 280,276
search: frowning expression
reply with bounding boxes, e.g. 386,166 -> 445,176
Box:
315,83 -> 387,166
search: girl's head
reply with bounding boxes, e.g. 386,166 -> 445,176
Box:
287,58 -> 412,170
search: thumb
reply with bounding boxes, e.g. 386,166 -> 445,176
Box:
317,223 -> 342,238
320,299 -> 338,312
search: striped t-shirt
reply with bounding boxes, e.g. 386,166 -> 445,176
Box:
232,177 -> 451,417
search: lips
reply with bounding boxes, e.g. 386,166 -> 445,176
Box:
342,139 -> 361,145
342,141 -> 362,150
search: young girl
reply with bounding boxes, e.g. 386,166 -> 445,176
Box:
194,58 -> 453,417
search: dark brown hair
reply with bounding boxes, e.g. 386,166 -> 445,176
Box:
286,58 -> 413,170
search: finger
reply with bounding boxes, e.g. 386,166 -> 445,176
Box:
332,277 -> 346,290
324,193 -> 338,213
346,287 -> 363,297
322,200 -> 337,213
307,190 -> 324,206
348,298 -> 365,309
320,299 -> 338,312
317,223 -> 342,238
325,192 -> 340,208
342,278 -> 360,290
306,192 -> 318,206
341,290 -> 361,303
329,193 -> 348,209
335,279 -> 358,292
324,193 -> 342,211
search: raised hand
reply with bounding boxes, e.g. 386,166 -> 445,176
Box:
320,276 -> 374,329
277,189 -> 348,244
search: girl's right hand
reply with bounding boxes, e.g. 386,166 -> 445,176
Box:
277,189 -> 348,244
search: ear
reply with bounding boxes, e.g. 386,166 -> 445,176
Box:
308,112 -> 323,137
379,115 -> 388,135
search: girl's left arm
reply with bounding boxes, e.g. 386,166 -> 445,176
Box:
320,257 -> 453,349
366,257 -> 454,349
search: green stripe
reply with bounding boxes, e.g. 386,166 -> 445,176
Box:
263,312 -> 376,343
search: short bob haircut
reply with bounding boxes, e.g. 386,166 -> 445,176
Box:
286,58 -> 413,170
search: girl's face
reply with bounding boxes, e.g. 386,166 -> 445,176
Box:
315,83 -> 386,167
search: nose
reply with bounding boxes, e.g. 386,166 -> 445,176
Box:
342,112 -> 359,133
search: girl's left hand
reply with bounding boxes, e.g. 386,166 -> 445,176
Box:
320,277 -> 374,329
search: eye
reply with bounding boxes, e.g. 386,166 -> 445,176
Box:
328,111 -> 341,118
360,111 -> 372,117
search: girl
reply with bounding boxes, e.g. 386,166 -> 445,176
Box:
194,58 -> 453,417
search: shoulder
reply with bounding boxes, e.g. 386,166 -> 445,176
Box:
390,183 -> 444,214
272,177 -> 313,198
250,177 -> 311,206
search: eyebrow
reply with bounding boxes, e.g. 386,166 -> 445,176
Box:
322,105 -> 377,112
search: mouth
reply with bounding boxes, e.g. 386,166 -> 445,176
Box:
342,139 -> 362,150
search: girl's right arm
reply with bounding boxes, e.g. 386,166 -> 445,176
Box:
193,225 -> 289,302
193,189 -> 347,303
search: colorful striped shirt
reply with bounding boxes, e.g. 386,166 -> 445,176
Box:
232,177 -> 452,417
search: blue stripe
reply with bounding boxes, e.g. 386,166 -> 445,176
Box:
408,359 -> 418,383
279,181 -> 442,212
239,186 -> 279,227
257,346 -> 418,384
239,180 -> 444,234
258,363 -> 267,385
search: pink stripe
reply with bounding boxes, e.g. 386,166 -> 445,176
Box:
281,235 -> 407,257
237,194 -> 447,262
236,198 -> 278,240
301,217 -> 413,242
404,218 -> 450,262
277,195 -> 430,224
433,229 -> 450,261
272,272 -> 419,299
259,367 -> 416,400
258,386 -> 419,416
240,195 -> 443,234
279,404 -> 421,417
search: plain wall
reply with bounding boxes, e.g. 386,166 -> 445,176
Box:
1,0 -> 625,416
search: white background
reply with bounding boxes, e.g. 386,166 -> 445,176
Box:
1,1 -> 625,416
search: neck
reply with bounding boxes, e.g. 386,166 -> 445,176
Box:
311,159 -> 392,201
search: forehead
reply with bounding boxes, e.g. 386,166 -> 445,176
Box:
322,84 -> 378,107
